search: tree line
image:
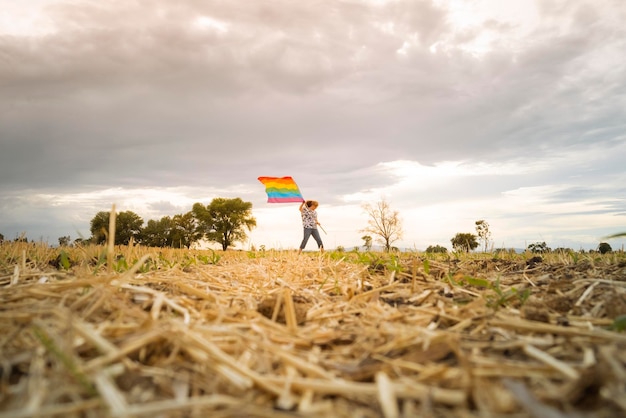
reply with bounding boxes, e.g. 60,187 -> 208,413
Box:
1,198 -> 621,253
86,198 -> 256,250
83,197 -> 405,252
422,220 -> 617,254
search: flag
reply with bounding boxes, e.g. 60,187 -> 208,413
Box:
257,176 -> 305,203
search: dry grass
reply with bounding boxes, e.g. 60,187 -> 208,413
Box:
1,242 -> 625,417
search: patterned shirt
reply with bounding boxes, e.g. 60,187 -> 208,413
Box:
301,205 -> 318,229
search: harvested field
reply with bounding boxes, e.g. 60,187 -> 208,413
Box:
1,243 -> 625,417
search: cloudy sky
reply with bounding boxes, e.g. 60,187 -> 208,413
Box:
1,0 -> 625,251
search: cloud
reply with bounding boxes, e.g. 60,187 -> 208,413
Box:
0,0 -> 625,250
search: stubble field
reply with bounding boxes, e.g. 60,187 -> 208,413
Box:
1,242 -> 625,417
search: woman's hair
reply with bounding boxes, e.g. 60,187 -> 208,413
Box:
306,200 -> 318,208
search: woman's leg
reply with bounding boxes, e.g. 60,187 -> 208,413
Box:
299,228 -> 312,250
311,229 -> 324,251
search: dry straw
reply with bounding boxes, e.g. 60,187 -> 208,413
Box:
0,244 -> 625,417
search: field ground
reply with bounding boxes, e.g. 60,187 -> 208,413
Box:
1,243 -> 625,417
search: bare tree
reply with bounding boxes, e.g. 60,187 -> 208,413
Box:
361,199 -> 403,252
475,220 -> 492,252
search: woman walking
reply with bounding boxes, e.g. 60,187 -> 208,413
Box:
298,200 -> 324,254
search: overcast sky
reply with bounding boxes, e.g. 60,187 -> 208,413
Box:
1,0 -> 625,251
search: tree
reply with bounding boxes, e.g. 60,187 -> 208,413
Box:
361,235 -> 373,251
192,198 -> 256,250
527,242 -> 549,253
141,216 -> 174,247
90,211 -> 110,244
475,220 -> 491,252
116,211 -> 144,245
0,233 -> 4,243
361,199 -> 403,252
598,242 -> 612,254
140,213 -> 202,248
58,236 -> 71,247
451,233 -> 478,252
170,212 -> 203,248
90,210 -> 143,245
425,244 -> 447,253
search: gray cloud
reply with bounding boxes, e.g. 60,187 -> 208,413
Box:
1,0 -> 625,248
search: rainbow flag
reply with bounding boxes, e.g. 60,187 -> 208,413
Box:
258,176 -> 305,203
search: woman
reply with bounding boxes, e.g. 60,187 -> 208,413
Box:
298,200 -> 324,254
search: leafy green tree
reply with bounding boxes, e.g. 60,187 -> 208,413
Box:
598,242 -> 612,254
475,220 -> 491,252
361,199 -> 403,252
361,235 -> 373,251
192,198 -> 256,250
170,212 -> 203,248
141,216 -> 174,247
90,210 -> 143,245
58,236 -> 71,247
527,241 -> 550,253
90,211 -> 109,244
116,211 -> 144,245
451,233 -> 478,252
140,213 -> 202,248
425,244 -> 447,253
